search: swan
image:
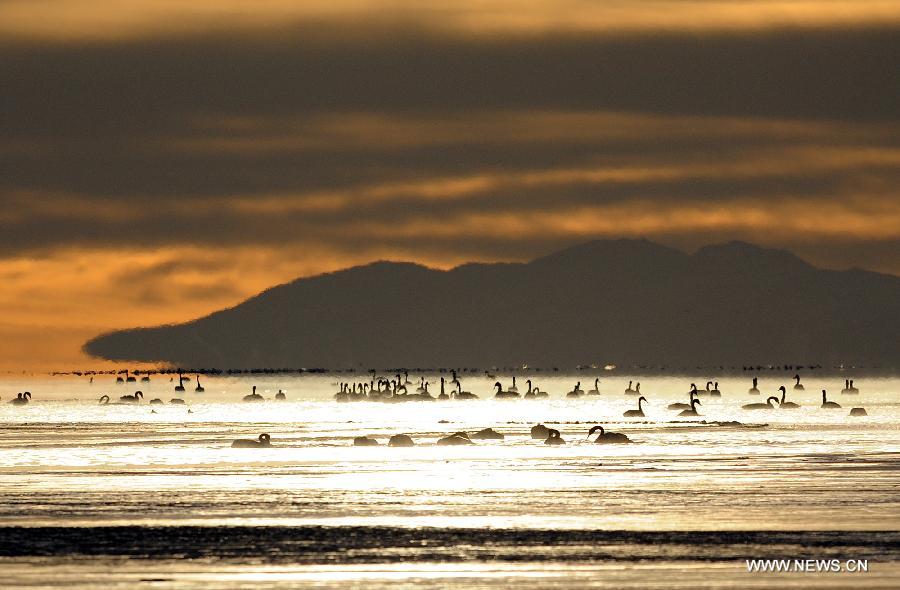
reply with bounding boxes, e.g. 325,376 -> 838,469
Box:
450,370 -> 460,388
508,376 -> 519,393
388,434 -> 415,447
710,381 -> 721,396
749,377 -> 760,394
452,381 -> 478,400
438,432 -> 474,446
243,385 -> 264,402
524,379 -> 535,398
587,425 -> 632,444
149,398 -> 164,405
494,381 -> 519,399
742,396 -> 779,410
821,390 -> 841,409
231,433 -> 271,448
668,391 -> 698,411
353,436 -> 379,446
169,398 -> 185,404
194,376 -> 204,393
175,372 -> 185,392
9,392 -> 32,405
118,391 -> 144,404
98,395 -> 110,405
842,379 -> 859,394
678,398 -> 702,416
688,383 -> 700,396
696,381 -> 713,396
566,381 -> 584,398
116,373 -> 124,384
849,407 -> 867,416
793,374 -> 804,390
531,423 -> 550,439
531,386 -> 549,399
415,377 -> 426,394
125,370 -> 136,383
625,380 -> 637,394
778,386 -> 800,409
588,378 -> 601,395
471,427 -> 504,440
275,389 -> 286,400
623,396 -> 647,417
544,428 -> 565,445
140,373 -> 151,383
438,378 -> 449,400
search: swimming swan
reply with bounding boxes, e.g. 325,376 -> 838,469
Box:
437,432 -> 474,446
118,391 -> 144,404
471,428 -> 504,440
668,391 -> 698,411
231,433 -> 271,448
194,377 -> 204,393
742,396 -> 779,410
243,385 -> 264,402
749,377 -> 760,395
494,381 -> 519,399
820,390 -> 841,409
793,374 -> 804,391
623,396 -> 647,417
353,436 -> 379,446
587,425 -> 632,444
678,398 -> 702,416
544,428 -> 565,445
388,434 -> 415,447
531,423 -> 550,439
778,386 -> 800,409
849,407 -> 867,416
9,392 -> 32,405
566,381 -> 585,398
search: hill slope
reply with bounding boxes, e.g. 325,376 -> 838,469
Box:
84,239 -> 900,368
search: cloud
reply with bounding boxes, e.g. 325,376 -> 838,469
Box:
1,1 -> 898,41
1,6 -> 899,369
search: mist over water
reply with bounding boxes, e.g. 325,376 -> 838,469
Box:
2,372 -> 898,588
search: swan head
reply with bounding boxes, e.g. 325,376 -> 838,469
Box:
779,385 -> 786,392
258,433 -> 271,443
588,425 -> 604,437
767,396 -> 779,405
638,396 -> 647,404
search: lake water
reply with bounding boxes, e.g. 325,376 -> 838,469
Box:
1,372 -> 898,588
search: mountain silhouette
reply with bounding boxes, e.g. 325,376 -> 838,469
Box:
84,239 -> 900,369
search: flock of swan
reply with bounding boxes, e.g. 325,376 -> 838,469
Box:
232,423 -> 635,448
330,373 -> 869,417
236,374 -> 871,449
4,372 -> 872,449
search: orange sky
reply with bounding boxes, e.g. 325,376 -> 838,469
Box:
2,1 -> 899,370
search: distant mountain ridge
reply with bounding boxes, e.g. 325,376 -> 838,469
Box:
84,239 -> 900,368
